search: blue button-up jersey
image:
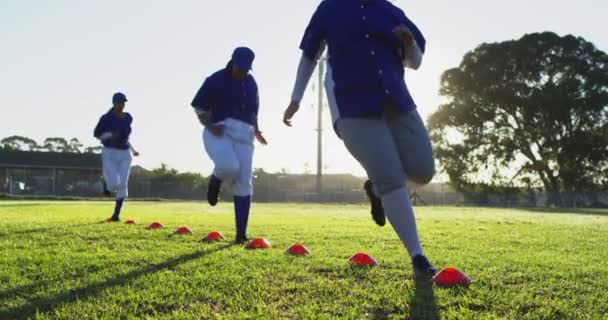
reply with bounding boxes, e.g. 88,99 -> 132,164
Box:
93,110 -> 133,150
191,68 -> 259,126
300,0 -> 426,118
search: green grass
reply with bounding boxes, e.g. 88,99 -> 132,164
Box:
0,201 -> 607,319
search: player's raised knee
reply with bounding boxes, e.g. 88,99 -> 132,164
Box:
409,166 -> 435,186
216,162 -> 240,179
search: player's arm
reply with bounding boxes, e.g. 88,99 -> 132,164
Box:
283,51 -> 323,127
192,78 -> 223,136
193,107 -> 212,126
284,2 -> 327,127
252,90 -> 267,145
393,8 -> 426,70
93,116 -> 114,141
128,142 -> 140,157
192,107 -> 223,136
394,25 -> 423,70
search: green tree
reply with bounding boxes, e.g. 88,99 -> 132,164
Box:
0,136 -> 39,151
42,137 -> 70,153
68,138 -> 83,153
428,32 -> 608,204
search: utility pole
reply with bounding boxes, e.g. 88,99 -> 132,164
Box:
316,57 -> 325,195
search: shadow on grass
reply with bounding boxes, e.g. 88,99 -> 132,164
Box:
0,282 -> 45,301
0,243 -> 235,319
0,223 -> 100,238
409,277 -> 440,320
516,207 -> 608,217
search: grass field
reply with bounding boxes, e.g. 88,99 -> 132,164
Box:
0,201 -> 607,319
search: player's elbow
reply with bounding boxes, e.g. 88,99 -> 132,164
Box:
406,60 -> 422,70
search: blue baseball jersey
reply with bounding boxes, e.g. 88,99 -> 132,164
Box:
93,110 -> 133,150
301,0 -> 426,118
191,68 -> 259,126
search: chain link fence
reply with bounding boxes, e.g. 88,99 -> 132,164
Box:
2,166 -> 606,208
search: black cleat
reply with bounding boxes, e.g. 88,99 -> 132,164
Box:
102,180 -> 112,197
363,180 -> 386,226
110,216 -> 120,222
235,233 -> 249,244
207,175 -> 222,206
412,255 -> 436,278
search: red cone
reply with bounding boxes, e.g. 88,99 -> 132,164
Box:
245,238 -> 271,249
285,243 -> 311,255
348,253 -> 378,266
203,231 -> 225,242
146,222 -> 164,230
125,219 -> 136,225
432,267 -> 471,287
175,226 -> 193,235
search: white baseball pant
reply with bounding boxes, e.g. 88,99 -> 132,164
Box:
102,147 -> 132,199
203,118 -> 254,197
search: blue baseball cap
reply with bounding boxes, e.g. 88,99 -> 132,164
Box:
231,47 -> 255,71
112,92 -> 128,103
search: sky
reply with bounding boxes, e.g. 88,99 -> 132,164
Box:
1,0 -> 606,178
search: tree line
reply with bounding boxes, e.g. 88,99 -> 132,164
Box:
0,136 -> 102,154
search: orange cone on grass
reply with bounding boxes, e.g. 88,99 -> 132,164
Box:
432,267 -> 471,287
146,222 -> 164,230
348,253 -> 378,266
175,226 -> 193,235
245,238 -> 271,249
286,243 -> 311,255
203,231 -> 225,242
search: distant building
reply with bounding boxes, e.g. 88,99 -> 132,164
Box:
0,150 -> 102,196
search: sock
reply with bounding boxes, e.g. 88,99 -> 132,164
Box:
381,187 -> 423,257
112,198 -> 124,219
234,195 -> 251,237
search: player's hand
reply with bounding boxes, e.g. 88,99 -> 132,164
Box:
132,151 -> 140,157
393,24 -> 414,46
255,130 -> 268,145
283,101 -> 300,127
208,124 -> 224,136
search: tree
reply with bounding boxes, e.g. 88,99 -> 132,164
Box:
42,137 -> 70,153
428,32 -> 608,204
0,136 -> 39,151
68,138 -> 83,153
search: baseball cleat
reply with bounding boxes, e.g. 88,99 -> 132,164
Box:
207,175 -> 222,206
364,180 -> 386,226
412,254 -> 436,278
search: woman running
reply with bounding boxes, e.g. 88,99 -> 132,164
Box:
94,92 -> 139,222
191,47 -> 267,243
283,0 -> 436,276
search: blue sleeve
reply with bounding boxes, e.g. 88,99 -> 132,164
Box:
191,77 -> 214,111
253,79 -> 259,118
396,7 -> 426,53
125,114 -> 133,138
93,115 -> 107,138
299,1 -> 328,61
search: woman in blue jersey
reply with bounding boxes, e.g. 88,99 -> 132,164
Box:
94,92 -> 139,222
283,0 -> 436,277
191,47 -> 267,244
